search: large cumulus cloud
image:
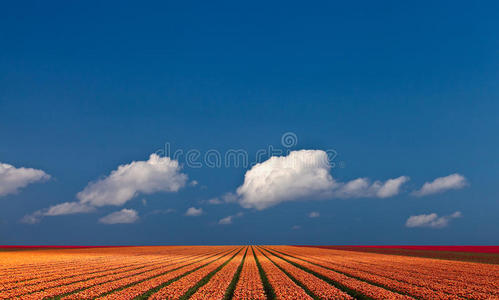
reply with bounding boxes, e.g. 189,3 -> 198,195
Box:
77,154 -> 187,207
22,154 -> 187,223
234,150 -> 409,210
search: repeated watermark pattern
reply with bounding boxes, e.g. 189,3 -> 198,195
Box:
155,132 -> 342,169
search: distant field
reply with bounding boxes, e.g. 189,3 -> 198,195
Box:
1,245 -> 498,299
299,245 -> 499,264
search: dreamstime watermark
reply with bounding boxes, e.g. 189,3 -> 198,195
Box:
155,132 -> 343,169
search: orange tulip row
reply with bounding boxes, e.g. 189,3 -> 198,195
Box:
288,250 -> 496,299
190,247 -> 247,300
275,246 -> 499,283
270,247 -> 499,299
9,249 -> 226,300
268,246 -> 499,300
0,257 -> 120,285
1,255 -> 171,292
0,250 -> 139,276
259,248 -> 353,300
261,247 -> 413,300
253,247 -> 312,300
1,245 -> 497,300
0,246 -> 208,275
4,263 -> 157,299
149,248 -> 241,299
95,248 -> 237,300
0,246 -> 208,285
2,248 -> 218,299
232,247 -> 266,300
65,249 -> 232,300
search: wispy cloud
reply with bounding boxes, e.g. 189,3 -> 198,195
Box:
218,212 -> 243,225
308,211 -> 320,218
207,198 -> 223,205
0,162 -> 50,197
21,202 -> 94,224
99,209 -> 139,224
413,174 -> 467,196
405,211 -> 462,228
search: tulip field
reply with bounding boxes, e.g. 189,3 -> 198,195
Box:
0,245 -> 498,299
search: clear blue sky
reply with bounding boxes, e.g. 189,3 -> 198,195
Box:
1,1 -> 498,245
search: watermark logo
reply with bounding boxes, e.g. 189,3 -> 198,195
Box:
281,132 -> 298,148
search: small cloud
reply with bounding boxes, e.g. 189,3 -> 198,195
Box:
292,225 -> 301,230
99,209 -> 139,224
189,180 -> 198,187
185,207 -> 203,217
405,211 -> 462,228
218,212 -> 243,225
141,198 -> 147,206
332,176 -> 409,199
0,162 -> 50,197
43,202 -> 94,216
207,198 -> 223,205
413,174 -> 468,197
218,216 -> 233,225
375,176 -> 410,198
308,211 -> 320,218
20,212 -> 44,224
21,202 -> 94,224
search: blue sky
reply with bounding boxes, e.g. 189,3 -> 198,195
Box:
1,1 -> 498,245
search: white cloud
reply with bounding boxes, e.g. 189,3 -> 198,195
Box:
22,154 -> 188,223
0,163 -> 50,197
405,211 -> 462,228
376,176 -> 410,198
21,202 -> 95,224
185,207 -> 203,216
44,202 -> 94,216
207,198 -> 223,205
78,154 -> 187,207
218,212 -> 243,225
308,211 -> 320,218
332,176 -> 409,198
20,212 -> 44,224
233,150 -> 409,210
218,215 -> 234,225
413,174 -> 467,197
236,150 -> 336,210
291,225 -> 301,230
99,209 -> 139,224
